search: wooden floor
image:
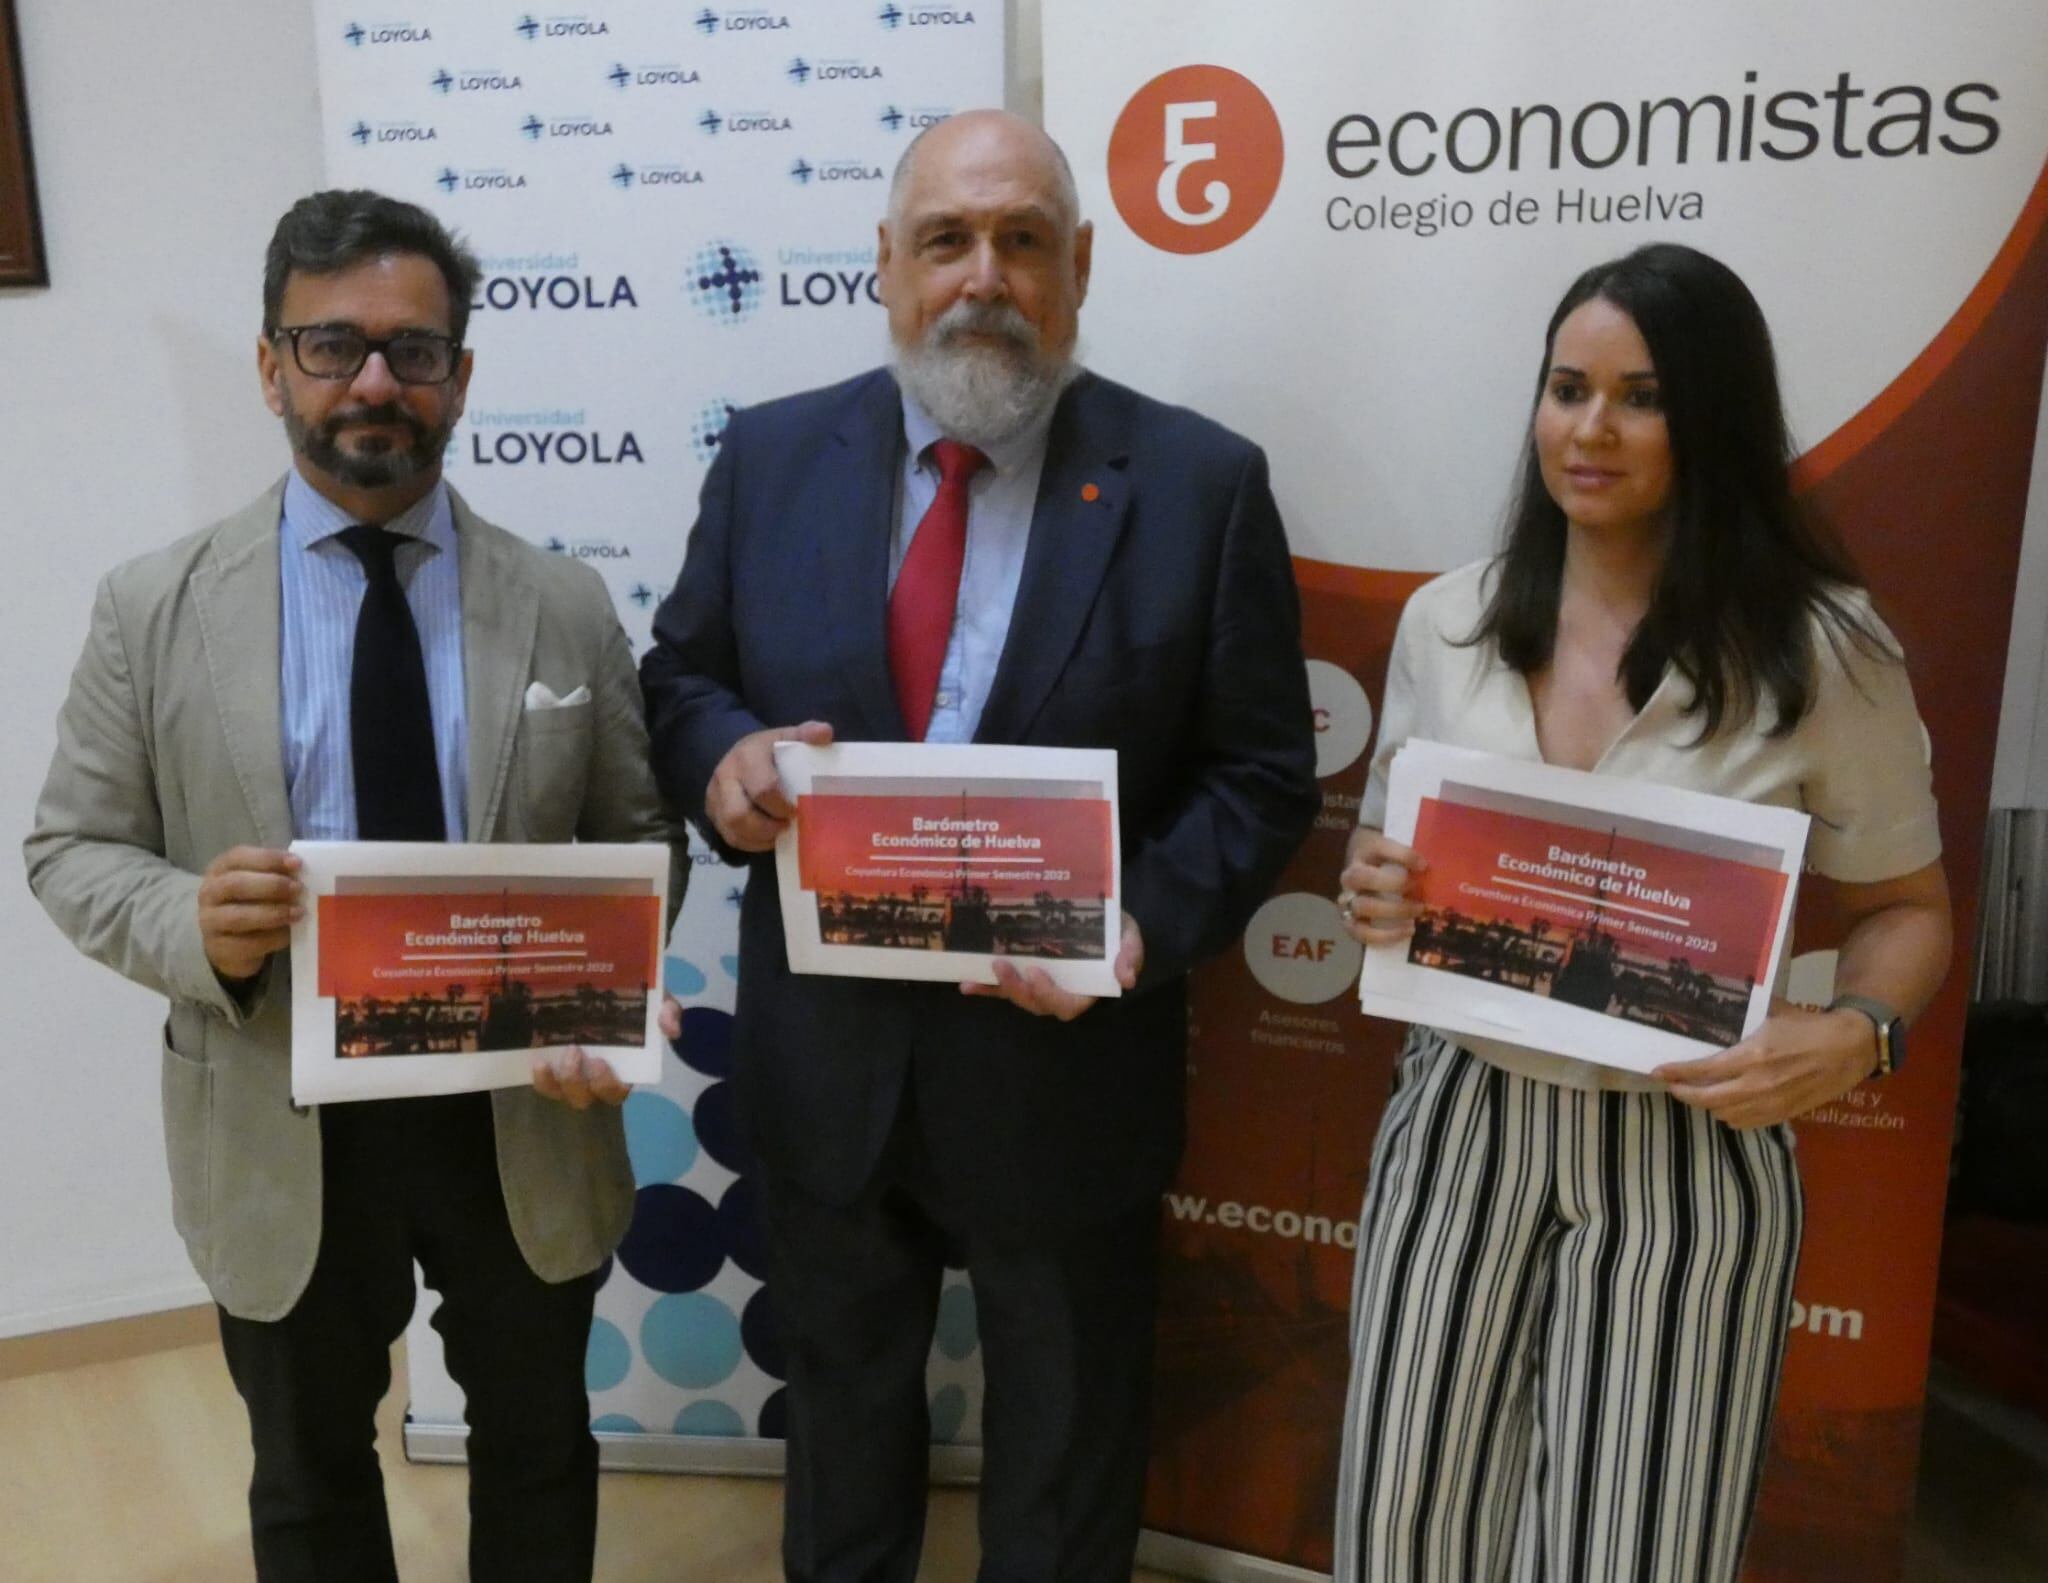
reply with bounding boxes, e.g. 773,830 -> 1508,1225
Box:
0,1332 -> 1175,1583
1,1333 -> 2042,1581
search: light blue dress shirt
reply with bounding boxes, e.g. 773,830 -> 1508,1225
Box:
279,468 -> 469,841
890,390 -> 1052,743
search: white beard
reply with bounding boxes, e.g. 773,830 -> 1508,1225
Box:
892,301 -> 1076,451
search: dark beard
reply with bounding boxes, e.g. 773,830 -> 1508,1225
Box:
282,399 -> 450,490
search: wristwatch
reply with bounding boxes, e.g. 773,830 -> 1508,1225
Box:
1829,993 -> 1905,1078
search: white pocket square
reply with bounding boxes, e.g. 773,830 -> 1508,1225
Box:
524,681 -> 592,710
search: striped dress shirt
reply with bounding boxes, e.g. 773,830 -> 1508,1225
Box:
889,389 -> 1052,744
279,468 -> 469,841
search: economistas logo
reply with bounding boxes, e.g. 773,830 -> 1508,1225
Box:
686,241 -> 764,323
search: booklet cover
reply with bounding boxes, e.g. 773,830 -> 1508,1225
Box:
1359,741 -> 1810,1073
774,741 -> 1123,995
290,841 -> 668,1104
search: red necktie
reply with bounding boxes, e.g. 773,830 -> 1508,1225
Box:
888,438 -> 987,740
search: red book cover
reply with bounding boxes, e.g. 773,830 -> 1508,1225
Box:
316,890 -> 659,1058
795,790 -> 1114,959
1409,793 -> 1790,1046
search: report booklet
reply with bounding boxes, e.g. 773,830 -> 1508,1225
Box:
1359,740 -> 1810,1073
773,741 -> 1123,996
289,841 -> 668,1104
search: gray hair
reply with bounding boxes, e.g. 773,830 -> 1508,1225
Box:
884,114 -> 1080,237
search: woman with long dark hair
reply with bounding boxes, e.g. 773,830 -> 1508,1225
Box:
1332,242 -> 1952,1581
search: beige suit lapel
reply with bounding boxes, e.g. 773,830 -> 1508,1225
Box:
190,482 -> 293,847
452,489 -> 540,841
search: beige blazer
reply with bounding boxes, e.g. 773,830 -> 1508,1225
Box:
26,480 -> 669,1321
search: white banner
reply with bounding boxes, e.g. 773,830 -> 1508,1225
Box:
313,0 -> 1005,1454
1048,0 -> 2048,572
1046,2 -> 2048,1576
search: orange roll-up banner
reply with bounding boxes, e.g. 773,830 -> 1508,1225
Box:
1046,4 -> 2048,1577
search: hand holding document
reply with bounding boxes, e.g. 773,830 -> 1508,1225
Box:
290,841 -> 669,1104
1358,741 -> 1810,1074
773,741 -> 1123,996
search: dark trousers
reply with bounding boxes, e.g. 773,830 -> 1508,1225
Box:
763,1087 -> 1163,1583
216,1094 -> 601,1583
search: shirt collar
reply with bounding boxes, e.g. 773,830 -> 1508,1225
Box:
281,467 -> 454,557
898,382 -> 1057,481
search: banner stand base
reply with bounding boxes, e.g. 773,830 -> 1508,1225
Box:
402,1418 -> 983,1484
402,1419 -> 1325,1578
1134,1532 -> 1327,1583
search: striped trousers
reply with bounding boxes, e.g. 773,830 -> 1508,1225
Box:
1334,1030 -> 1803,1583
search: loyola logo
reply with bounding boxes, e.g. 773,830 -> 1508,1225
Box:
696,7 -> 791,33
607,61 -> 701,89
685,241 -> 765,323
879,3 -> 977,25
349,119 -> 439,146
344,20 -> 432,46
880,105 -> 951,134
436,166 -> 529,193
610,162 -> 706,190
788,56 -> 883,85
432,67 -> 524,94
517,13 -> 611,39
690,397 -> 741,463
522,112 -> 614,140
699,108 -> 791,136
791,157 -> 885,187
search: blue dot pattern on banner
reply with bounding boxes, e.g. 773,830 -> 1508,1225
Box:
692,1080 -> 753,1173
674,1400 -> 748,1438
677,1006 -> 735,1078
758,1386 -> 789,1440
714,1176 -> 771,1281
720,954 -> 742,981
623,1090 -> 699,1184
930,1384 -> 968,1444
935,1282 -> 980,1361
585,1317 -> 632,1393
616,1184 -> 725,1293
741,1285 -> 787,1381
643,1292 -> 744,1390
592,1413 -> 644,1435
664,956 -> 708,997
686,240 -> 764,324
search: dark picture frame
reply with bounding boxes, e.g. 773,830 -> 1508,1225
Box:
0,0 -> 47,287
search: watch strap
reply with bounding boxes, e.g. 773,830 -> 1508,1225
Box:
1829,993 -> 1904,1077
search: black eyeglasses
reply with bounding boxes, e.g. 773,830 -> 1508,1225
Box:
271,324 -> 462,385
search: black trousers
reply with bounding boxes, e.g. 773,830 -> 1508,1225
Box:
762,1082 -> 1164,1583
216,1094 -> 601,1583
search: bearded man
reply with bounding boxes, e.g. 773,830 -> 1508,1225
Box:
641,111 -> 1319,1583
27,189 -> 669,1583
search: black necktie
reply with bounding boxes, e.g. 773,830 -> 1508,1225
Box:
338,524 -> 446,842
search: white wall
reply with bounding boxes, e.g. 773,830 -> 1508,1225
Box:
0,0 -> 324,1335
0,0 -> 2041,1338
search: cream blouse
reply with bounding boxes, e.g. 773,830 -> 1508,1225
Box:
1360,559 -> 1944,1092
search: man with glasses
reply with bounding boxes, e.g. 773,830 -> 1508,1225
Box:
26,189 -> 666,1583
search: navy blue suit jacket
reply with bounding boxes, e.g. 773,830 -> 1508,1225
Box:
643,368 -> 1317,1237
